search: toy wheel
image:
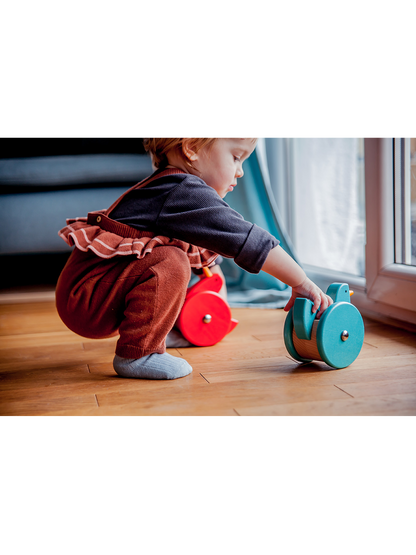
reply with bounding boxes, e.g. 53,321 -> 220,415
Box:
177,291 -> 232,347
283,308 -> 313,363
316,302 -> 364,369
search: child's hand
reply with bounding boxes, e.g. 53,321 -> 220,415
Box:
284,277 -> 333,318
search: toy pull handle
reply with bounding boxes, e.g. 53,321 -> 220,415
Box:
202,267 -> 213,278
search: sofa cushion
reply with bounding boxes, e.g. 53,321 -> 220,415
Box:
0,154 -> 153,193
0,187 -> 132,254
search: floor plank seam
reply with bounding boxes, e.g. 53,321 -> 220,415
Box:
200,373 -> 210,383
334,385 -> 354,398
94,394 -> 99,407
364,341 -> 378,349
233,408 -> 241,416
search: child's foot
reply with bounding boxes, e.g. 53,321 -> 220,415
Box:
113,353 -> 193,380
166,328 -> 194,348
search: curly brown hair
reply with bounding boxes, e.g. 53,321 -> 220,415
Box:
142,138 -> 217,171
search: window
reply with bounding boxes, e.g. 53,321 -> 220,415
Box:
394,138 -> 416,266
412,138 -> 416,266
288,138 -> 365,277
365,138 -> 416,318
262,138 -> 416,327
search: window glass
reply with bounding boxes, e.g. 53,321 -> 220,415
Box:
395,138 -> 415,266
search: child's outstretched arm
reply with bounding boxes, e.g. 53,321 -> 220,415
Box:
261,245 -> 333,318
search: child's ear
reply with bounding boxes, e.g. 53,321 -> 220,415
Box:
182,139 -> 198,162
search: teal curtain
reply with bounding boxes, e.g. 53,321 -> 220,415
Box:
220,150 -> 294,308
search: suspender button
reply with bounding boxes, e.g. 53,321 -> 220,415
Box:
96,216 -> 102,223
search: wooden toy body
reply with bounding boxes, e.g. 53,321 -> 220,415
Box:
283,283 -> 364,369
176,271 -> 238,347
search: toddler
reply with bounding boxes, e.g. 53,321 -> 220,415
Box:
56,138 -> 333,380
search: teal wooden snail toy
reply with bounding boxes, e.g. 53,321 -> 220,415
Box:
283,283 -> 364,369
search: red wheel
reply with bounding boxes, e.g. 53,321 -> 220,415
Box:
177,291 -> 232,346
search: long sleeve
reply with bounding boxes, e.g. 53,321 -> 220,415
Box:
156,176 -> 279,273
110,173 -> 279,274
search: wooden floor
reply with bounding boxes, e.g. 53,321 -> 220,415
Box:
1,299 -> 416,416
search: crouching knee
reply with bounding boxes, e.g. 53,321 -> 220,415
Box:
157,247 -> 192,291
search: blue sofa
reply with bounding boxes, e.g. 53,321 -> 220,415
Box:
0,139 -> 153,288
0,139 -> 153,254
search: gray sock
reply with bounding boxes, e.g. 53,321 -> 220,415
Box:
166,328 -> 194,348
113,353 -> 193,380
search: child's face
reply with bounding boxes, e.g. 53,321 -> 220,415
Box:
191,138 -> 257,198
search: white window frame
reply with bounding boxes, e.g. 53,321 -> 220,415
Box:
361,138 -> 416,325
261,138 -> 416,328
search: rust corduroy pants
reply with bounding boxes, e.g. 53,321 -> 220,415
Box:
55,246 -> 191,359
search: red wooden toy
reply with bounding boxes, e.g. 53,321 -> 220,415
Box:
176,267 -> 238,346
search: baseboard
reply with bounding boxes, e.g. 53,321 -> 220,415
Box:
0,287 -> 56,304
